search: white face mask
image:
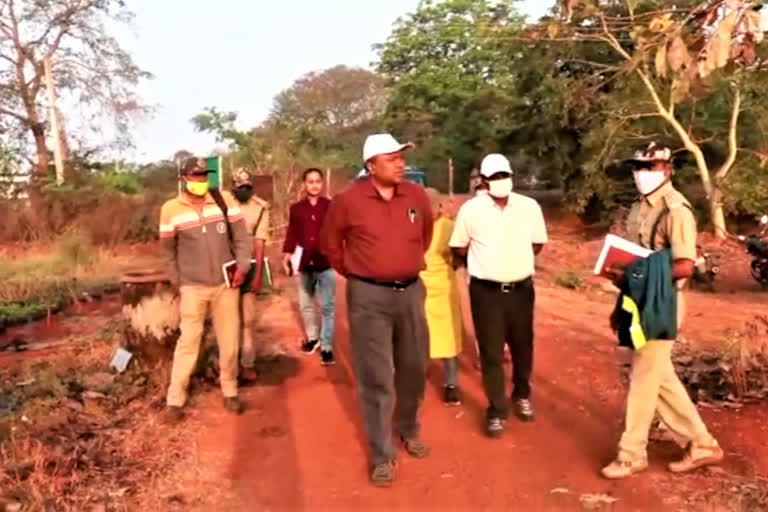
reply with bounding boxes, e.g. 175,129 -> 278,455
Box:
633,171 -> 667,196
488,178 -> 513,198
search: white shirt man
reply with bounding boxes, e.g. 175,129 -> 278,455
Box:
450,153 -> 547,437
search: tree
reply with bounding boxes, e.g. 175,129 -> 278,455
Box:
0,0 -> 150,181
544,0 -> 768,236
375,0 -> 528,192
268,65 -> 388,169
192,66 -> 388,221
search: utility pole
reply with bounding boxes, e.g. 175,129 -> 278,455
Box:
43,57 -> 65,186
448,158 -> 454,198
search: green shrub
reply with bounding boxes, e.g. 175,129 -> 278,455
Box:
555,271 -> 584,290
99,170 -> 141,195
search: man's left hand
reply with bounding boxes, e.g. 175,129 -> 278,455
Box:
232,268 -> 248,288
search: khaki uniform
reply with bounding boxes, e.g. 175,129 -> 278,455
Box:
238,195 -> 270,368
617,182 -> 716,462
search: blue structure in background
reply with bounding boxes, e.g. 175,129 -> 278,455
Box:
356,166 -> 426,186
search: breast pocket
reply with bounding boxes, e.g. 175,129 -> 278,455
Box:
404,207 -> 423,242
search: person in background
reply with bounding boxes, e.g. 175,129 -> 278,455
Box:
282,168 -> 337,365
421,189 -> 463,405
450,153 -> 547,438
159,157 -> 251,421
320,133 -> 433,487
601,142 -> 723,479
231,169 -> 271,378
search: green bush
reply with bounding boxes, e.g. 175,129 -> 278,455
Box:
555,271 -> 584,290
99,170 -> 141,195
0,168 -> 170,245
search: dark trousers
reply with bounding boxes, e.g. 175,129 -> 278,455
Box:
347,278 -> 429,465
470,277 -> 535,420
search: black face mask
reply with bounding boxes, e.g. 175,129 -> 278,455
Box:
233,186 -> 253,203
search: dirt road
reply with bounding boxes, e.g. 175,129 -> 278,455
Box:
4,216 -> 766,510
189,272 -> 768,511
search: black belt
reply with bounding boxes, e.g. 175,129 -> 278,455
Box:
350,275 -> 418,290
471,276 -> 532,293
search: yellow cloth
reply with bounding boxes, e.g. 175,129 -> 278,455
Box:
420,217 -> 463,359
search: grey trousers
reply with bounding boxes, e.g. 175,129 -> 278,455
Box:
347,277 -> 429,465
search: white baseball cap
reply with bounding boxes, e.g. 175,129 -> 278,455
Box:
479,153 -> 513,178
363,134 -> 414,163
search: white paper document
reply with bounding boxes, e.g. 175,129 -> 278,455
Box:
290,246 -> 304,276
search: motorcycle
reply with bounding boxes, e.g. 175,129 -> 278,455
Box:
737,214 -> 768,288
691,244 -> 719,292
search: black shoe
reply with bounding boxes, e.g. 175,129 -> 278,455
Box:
223,396 -> 245,415
515,398 -> 535,422
486,417 -> 505,438
320,350 -> 336,366
443,385 -> 461,405
301,339 -> 320,354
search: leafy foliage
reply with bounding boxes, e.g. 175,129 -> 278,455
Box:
375,0 -> 527,192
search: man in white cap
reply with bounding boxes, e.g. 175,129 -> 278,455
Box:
320,133 -> 433,487
450,153 -> 547,438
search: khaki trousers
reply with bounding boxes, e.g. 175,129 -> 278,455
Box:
240,292 -> 258,368
167,284 -> 240,407
618,340 -> 714,462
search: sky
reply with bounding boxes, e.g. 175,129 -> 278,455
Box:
118,0 -> 555,163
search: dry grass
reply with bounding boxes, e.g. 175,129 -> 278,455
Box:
0,335 -> 230,511
0,232 -> 127,329
675,316 -> 768,403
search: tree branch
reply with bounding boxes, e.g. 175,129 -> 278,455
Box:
715,87 -> 742,181
0,106 -> 30,124
599,13 -> 714,197
669,85 -> 675,118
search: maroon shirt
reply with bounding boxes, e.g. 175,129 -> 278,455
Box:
283,196 -> 331,272
319,178 -> 434,281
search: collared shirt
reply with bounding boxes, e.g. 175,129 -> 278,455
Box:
450,192 -> 548,283
158,191 -> 251,287
319,177 -> 434,281
626,182 -> 696,261
626,182 -> 696,326
283,196 -> 331,272
239,195 -> 270,242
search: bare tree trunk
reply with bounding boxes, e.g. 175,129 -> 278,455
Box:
31,124 -> 50,180
43,57 -> 64,185
710,188 -> 727,238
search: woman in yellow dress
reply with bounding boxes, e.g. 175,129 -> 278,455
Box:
421,189 -> 463,405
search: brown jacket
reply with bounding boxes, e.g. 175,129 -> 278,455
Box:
159,191 -> 251,287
